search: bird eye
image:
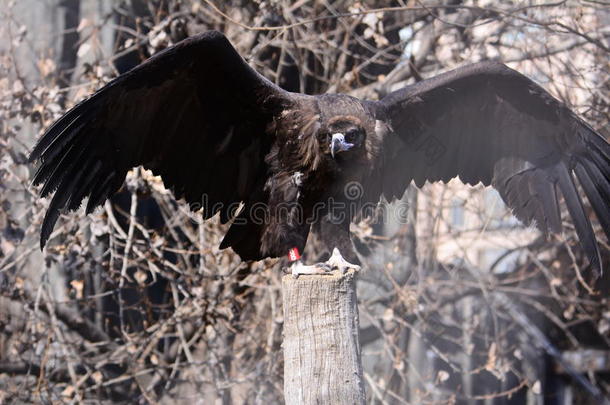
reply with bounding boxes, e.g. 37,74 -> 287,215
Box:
345,128 -> 361,142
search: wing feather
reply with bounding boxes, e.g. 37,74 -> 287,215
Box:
575,163 -> 610,241
86,174 -> 117,215
30,31 -> 292,251
556,163 -> 601,270
374,61 -> 609,270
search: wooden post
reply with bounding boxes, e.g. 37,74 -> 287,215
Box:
282,269 -> 366,405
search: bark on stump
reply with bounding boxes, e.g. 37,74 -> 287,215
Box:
282,269 -> 365,405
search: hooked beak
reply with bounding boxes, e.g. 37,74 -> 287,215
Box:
330,133 -> 354,158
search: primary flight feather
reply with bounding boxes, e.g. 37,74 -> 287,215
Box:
30,31 -> 610,273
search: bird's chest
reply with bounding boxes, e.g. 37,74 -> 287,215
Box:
299,162 -> 365,211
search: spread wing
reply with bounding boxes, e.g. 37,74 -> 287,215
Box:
30,31 -> 292,248
373,61 -> 610,270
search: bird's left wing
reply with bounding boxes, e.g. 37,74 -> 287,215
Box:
371,61 -> 610,270
30,31 -> 293,248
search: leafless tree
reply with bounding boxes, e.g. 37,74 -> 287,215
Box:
0,0 -> 608,403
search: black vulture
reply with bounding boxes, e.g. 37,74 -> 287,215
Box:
30,31 -> 610,275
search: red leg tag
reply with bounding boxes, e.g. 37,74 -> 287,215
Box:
288,247 -> 301,262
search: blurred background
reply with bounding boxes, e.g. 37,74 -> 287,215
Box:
0,0 -> 609,403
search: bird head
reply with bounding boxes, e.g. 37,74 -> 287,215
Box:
323,118 -> 366,159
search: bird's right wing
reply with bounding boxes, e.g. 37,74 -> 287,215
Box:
30,31 -> 293,248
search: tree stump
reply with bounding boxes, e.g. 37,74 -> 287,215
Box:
282,269 -> 365,405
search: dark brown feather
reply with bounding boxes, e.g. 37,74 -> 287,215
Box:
374,61 -> 610,271
30,31 -> 292,251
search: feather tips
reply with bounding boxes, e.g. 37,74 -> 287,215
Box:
575,163 -> 610,242
556,163 -> 601,271
377,61 -> 609,272
30,31 -> 289,255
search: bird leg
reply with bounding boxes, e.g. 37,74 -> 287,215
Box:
287,246 -> 332,278
290,261 -> 332,278
326,247 -> 361,274
288,247 -> 360,278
